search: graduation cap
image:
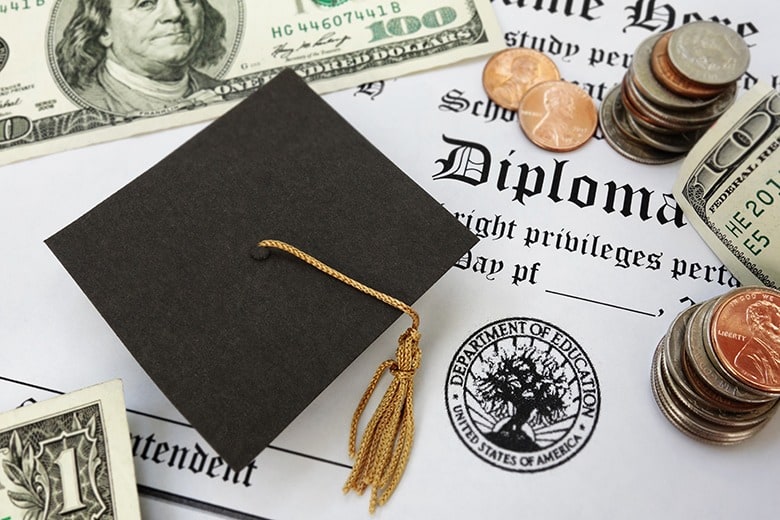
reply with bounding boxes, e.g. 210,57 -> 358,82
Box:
46,69 -> 477,508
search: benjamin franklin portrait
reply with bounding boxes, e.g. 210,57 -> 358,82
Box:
54,0 -> 231,115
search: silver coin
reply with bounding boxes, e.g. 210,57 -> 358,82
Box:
622,76 -> 699,132
661,340 -> 771,429
651,341 -> 767,444
621,90 -> 683,136
631,34 -> 720,111
627,114 -> 704,153
611,89 -> 644,141
686,302 -> 775,403
625,73 -> 736,128
663,305 -> 775,423
668,21 -> 750,86
600,85 -> 683,164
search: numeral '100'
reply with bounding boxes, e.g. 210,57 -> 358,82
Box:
367,7 -> 457,41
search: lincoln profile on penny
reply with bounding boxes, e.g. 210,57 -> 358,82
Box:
532,84 -> 578,147
734,300 -> 780,387
55,0 -> 227,114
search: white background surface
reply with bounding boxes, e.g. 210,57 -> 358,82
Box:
2,1 -> 780,518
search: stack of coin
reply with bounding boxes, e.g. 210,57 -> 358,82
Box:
651,286 -> 780,444
601,21 -> 749,164
482,48 -> 598,153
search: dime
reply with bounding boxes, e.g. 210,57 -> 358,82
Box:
668,21 -> 750,86
599,85 -> 682,164
482,48 -> 561,110
518,80 -> 597,152
651,32 -> 727,99
709,287 -> 780,395
630,34 -> 720,111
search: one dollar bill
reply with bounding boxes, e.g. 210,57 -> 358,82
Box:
0,380 -> 141,519
674,83 -> 780,289
0,0 -> 502,166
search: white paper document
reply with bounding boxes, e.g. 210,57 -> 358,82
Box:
2,1 -> 780,519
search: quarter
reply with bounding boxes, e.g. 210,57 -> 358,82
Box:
631,34 -> 719,111
668,21 -> 750,86
651,32 -> 726,99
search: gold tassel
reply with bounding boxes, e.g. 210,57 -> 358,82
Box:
343,324 -> 420,513
256,240 -> 421,513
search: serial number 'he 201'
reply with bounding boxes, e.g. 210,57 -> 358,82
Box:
724,174 -> 780,256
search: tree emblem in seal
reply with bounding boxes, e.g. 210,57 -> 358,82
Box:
445,317 -> 600,472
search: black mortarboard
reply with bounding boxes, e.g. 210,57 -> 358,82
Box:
45,69 -> 477,470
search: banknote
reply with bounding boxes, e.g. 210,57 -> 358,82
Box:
0,380 -> 141,519
674,83 -> 780,289
0,0 -> 502,166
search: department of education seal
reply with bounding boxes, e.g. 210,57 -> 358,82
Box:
445,317 -> 600,472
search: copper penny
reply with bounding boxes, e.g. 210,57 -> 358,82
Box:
710,287 -> 780,394
482,48 -> 560,110
669,306 -> 771,417
518,80 -> 597,152
685,301 -> 774,403
650,32 -> 727,100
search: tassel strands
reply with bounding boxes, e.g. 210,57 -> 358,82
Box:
255,240 -> 422,513
344,325 -> 420,513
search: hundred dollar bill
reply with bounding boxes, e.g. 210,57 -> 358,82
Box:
674,83 -> 780,289
0,0 -> 502,166
0,380 -> 141,519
